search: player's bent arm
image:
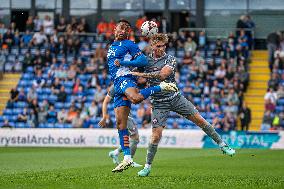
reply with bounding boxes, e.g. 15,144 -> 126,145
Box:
130,65 -> 173,80
119,53 -> 148,67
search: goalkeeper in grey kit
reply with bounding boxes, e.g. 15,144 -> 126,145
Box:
130,33 -> 236,177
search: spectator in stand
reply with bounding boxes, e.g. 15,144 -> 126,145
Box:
264,88 -> 277,105
38,106 -> 47,124
22,30 -> 33,46
182,51 -> 193,65
27,85 -> 37,104
227,88 -> 240,106
51,77 -> 62,94
28,109 -> 38,128
135,15 -> 147,31
17,108 -> 28,123
87,73 -> 99,88
99,70 -> 111,88
73,78 -> 82,94
138,36 -> 149,51
26,16 -> 34,32
265,99 -> 276,112
223,112 -> 236,131
239,102 -> 251,131
67,64 -> 77,81
18,88 -> 26,102
57,16 -> 67,32
57,86 -> 67,102
268,72 -> 279,91
0,23 -> 7,35
57,108 -> 68,123
86,57 -> 98,74
7,87 -> 19,108
32,28 -> 47,46
46,105 -> 57,123
72,112 -> 83,128
74,86 -> 86,103
3,29 -> 14,49
71,17 -> 78,31
77,17 -> 89,33
214,65 -> 226,83
96,19 -> 108,35
29,99 -> 39,126
33,70 -> 45,88
267,31 -> 281,69
276,85 -> 284,100
67,105 -> 77,123
87,101 -> 98,118
2,119 -> 13,128
76,59 -> 86,75
33,16 -> 43,32
198,31 -> 206,48
94,85 -> 105,103
105,18 -> 115,39
40,99 -> 49,112
184,37 -> 197,55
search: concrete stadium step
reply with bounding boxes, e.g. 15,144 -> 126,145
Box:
0,73 -> 21,114
243,50 -> 269,131
244,98 -> 264,104
2,73 -> 21,79
249,73 -> 270,80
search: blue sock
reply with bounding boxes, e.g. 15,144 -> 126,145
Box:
118,129 -> 130,156
140,86 -> 161,99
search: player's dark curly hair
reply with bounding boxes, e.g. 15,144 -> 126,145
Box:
118,19 -> 131,27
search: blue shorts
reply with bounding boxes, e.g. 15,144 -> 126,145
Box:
113,76 -> 138,108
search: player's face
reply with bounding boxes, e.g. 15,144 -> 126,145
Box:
114,23 -> 130,40
152,41 -> 166,58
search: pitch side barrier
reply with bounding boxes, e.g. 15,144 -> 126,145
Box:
0,129 -> 283,149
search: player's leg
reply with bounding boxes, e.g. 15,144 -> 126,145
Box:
172,95 -> 235,156
108,147 -> 122,165
112,106 -> 133,172
186,112 -> 235,156
124,83 -> 178,104
138,108 -> 169,177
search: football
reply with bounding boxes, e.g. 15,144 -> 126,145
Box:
141,20 -> 158,37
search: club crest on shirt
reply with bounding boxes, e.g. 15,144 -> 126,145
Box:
152,118 -> 158,124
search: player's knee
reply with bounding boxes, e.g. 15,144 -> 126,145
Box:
151,134 -> 162,144
128,95 -> 142,104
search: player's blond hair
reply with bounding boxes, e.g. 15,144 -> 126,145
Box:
150,33 -> 169,45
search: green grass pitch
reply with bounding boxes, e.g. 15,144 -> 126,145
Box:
0,148 -> 283,189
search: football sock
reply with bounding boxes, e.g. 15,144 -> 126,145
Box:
118,129 -> 131,156
202,124 -> 226,147
130,138 -> 139,158
140,86 -> 161,99
146,143 -> 158,165
113,147 -> 122,156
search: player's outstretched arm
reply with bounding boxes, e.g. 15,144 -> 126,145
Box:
130,65 -> 173,80
98,95 -> 111,128
117,53 -> 148,67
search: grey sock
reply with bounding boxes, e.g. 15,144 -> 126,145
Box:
146,143 -> 158,165
130,139 -> 139,158
202,124 -> 225,146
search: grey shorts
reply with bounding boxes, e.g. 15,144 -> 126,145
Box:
151,94 -> 198,128
127,116 -> 139,136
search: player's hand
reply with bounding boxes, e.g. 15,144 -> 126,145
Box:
130,71 -> 143,77
98,117 -> 107,128
114,59 -> 121,67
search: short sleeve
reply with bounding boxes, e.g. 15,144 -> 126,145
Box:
165,55 -> 176,71
127,40 -> 142,58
